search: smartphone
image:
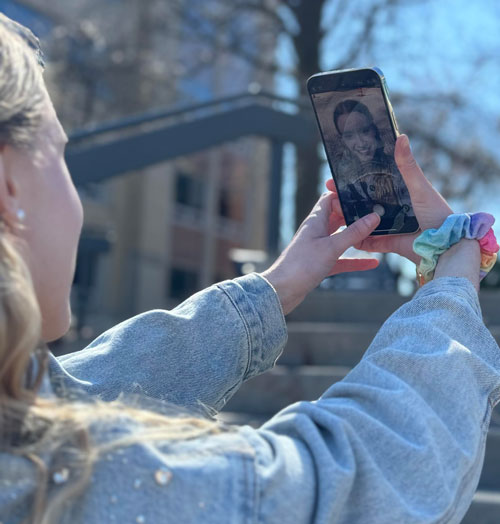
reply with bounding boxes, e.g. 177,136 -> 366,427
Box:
307,67 -> 419,236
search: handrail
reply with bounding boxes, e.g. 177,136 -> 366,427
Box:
66,90 -> 318,255
69,90 -> 311,143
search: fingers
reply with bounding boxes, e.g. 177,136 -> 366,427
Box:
301,191 -> 347,236
325,179 -> 341,213
329,193 -> 342,216
356,234 -> 421,265
314,191 -> 335,215
394,135 -> 432,199
355,236 -> 393,253
328,257 -> 379,276
325,179 -> 336,192
325,179 -> 344,234
296,192 -> 333,233
395,135 -> 453,227
334,212 -> 381,253
395,135 -> 448,205
328,212 -> 345,235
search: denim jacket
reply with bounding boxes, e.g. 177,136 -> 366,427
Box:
1,273 -> 499,523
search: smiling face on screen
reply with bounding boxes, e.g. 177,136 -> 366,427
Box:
337,111 -> 378,163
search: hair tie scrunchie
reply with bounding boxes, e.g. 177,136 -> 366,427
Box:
414,213 -> 499,285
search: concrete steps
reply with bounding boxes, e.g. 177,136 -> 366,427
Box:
479,429 -> 500,492
224,365 -> 349,414
287,290 -> 409,323
463,491 -> 500,523
283,322 -> 500,367
287,289 -> 500,324
282,322 -> 379,367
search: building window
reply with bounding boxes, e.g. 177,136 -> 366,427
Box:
169,267 -> 199,301
175,172 -> 204,210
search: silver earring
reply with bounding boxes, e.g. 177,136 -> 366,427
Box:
16,208 -> 26,222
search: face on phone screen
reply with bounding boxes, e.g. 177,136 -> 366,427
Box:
311,85 -> 417,234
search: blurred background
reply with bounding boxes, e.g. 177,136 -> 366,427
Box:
1,0 -> 500,343
4,4 -> 500,517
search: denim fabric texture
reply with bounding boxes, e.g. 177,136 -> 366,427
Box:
1,273 -> 499,523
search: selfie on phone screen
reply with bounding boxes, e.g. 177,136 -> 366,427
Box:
309,72 -> 418,235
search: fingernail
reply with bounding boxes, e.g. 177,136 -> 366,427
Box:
400,134 -> 411,154
364,213 -> 380,227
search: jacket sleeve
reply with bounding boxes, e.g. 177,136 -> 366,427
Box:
50,273 -> 287,414
244,277 -> 500,523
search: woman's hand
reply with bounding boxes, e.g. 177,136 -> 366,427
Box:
327,134 -> 453,265
261,193 -> 381,315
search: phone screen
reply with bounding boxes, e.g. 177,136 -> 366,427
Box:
310,78 -> 418,235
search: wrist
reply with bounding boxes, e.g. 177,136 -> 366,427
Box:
414,213 -> 499,289
260,267 -> 305,316
434,239 -> 481,291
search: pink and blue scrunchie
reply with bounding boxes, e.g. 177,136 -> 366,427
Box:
413,212 -> 499,285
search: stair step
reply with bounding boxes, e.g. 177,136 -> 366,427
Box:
279,321 -> 500,367
284,323 -> 500,368
226,365 -> 500,427
479,428 -> 500,491
287,291 -> 408,323
224,365 -> 349,414
461,491 -> 500,523
287,289 -> 500,324
282,322 -> 379,367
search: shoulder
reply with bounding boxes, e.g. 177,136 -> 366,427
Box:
66,419 -> 258,523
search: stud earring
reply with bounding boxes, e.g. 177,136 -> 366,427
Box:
17,208 -> 26,222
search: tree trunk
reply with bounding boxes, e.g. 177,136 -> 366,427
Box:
294,143 -> 321,230
290,0 -> 326,229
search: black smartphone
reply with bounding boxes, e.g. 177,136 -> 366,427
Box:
307,67 -> 419,236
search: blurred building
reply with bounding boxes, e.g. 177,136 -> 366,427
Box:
82,17 -> 274,329
2,1 -> 277,333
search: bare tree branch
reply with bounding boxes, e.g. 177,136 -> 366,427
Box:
232,0 -> 292,35
320,0 -> 350,39
403,123 -> 499,198
176,0 -> 292,76
329,1 -> 387,69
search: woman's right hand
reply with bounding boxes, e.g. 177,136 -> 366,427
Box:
327,134 -> 453,265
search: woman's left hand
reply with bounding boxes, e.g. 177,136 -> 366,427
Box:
261,192 -> 381,315
342,134 -> 453,264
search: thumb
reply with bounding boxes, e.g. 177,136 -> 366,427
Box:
395,134 -> 453,227
334,212 -> 380,253
394,134 -> 432,199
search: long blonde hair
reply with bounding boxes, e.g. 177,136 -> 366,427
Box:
0,14 -> 219,524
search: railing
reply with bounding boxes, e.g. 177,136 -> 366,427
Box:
69,90 -> 312,143
66,90 -> 319,255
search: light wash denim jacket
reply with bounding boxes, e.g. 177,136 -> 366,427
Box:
1,273 -> 500,523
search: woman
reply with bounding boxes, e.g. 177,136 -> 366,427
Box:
1,13 -> 499,524
333,99 -> 414,231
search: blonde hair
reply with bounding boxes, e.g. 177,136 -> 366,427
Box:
0,14 -> 220,524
